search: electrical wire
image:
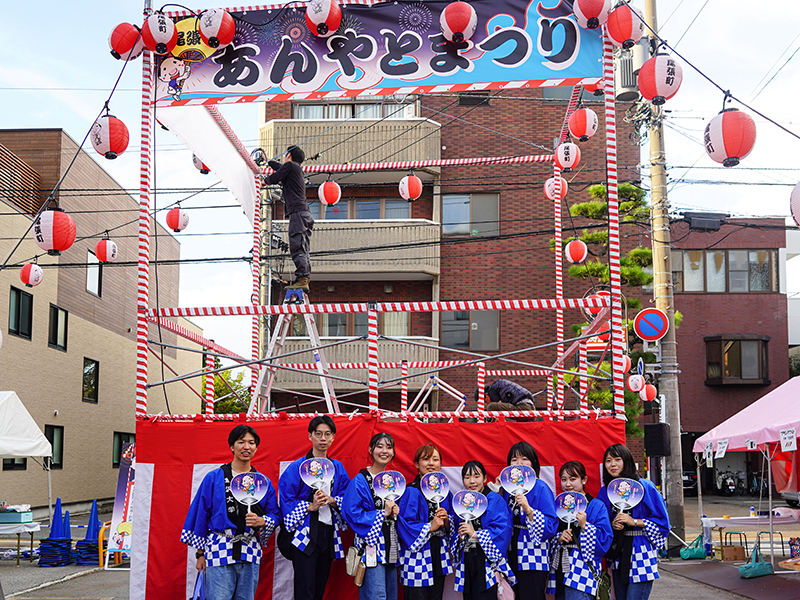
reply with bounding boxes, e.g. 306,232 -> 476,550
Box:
672,0 -> 709,49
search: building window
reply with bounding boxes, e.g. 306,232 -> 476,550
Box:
705,335 -> 770,386
316,198 -> 411,220
458,92 -> 490,106
48,305 -> 68,351
672,249 -> 778,293
2,458 -> 27,471
83,358 -> 100,403
45,425 -> 64,469
542,87 -> 598,102
315,313 -> 409,337
293,97 -> 417,120
113,432 -> 136,468
441,310 -> 499,350
442,194 -> 499,237
87,250 -> 102,297
9,286 -> 33,339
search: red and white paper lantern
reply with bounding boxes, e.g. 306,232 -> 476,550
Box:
564,239 -> 589,263
704,108 -> 757,167
306,0 -> 342,37
34,208 -> 76,256
544,177 -> 568,201
90,114 -> 129,160
572,0 -> 612,29
586,290 -> 610,316
20,263 -> 43,287
597,322 -> 611,341
193,154 -> 210,174
607,3 -> 645,49
554,142 -> 581,170
639,383 -> 657,402
399,175 -> 423,201
440,1 -> 478,43
318,180 -> 341,206
141,13 -> 178,55
627,374 -> 645,393
95,239 -> 118,263
790,182 -> 800,227
108,23 -> 143,60
166,207 -> 190,232
199,9 -> 236,48
568,108 -> 598,142
622,354 -> 632,373
638,54 -> 683,105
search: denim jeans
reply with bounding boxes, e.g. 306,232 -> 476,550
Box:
562,586 -> 595,600
205,561 -> 259,600
612,569 -> 654,600
359,563 -> 398,600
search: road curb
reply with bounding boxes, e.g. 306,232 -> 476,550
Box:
6,567 -> 103,598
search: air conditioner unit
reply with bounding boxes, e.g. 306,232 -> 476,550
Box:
614,50 -> 640,102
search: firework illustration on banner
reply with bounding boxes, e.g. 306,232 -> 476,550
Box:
606,478 -> 645,512
499,464 -> 536,496
421,472 -> 450,507
372,470 -> 406,501
299,457 -> 335,490
452,489 -> 488,521
555,491 -> 588,524
231,472 -> 270,512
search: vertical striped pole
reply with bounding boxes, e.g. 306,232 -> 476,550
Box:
252,174 -> 262,395
579,342 -> 588,417
400,360 -> 408,412
553,166 -> 564,411
367,310 -> 379,410
135,50 -> 154,417
205,351 -> 215,415
602,33 -> 626,418
476,362 -> 485,422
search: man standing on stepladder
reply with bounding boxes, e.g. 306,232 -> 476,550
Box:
267,146 -> 313,293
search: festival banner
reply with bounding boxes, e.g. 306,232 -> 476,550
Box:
109,443 -> 136,555
157,0 -> 603,106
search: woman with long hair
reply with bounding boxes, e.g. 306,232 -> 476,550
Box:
597,444 -> 669,600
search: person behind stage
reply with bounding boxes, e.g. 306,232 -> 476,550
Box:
547,461 -> 612,600
597,444 -> 669,600
266,146 -> 313,293
452,460 -> 515,600
397,444 -> 454,600
342,432 -> 401,600
181,425 -> 280,600
500,441 -> 558,600
278,415 -> 351,600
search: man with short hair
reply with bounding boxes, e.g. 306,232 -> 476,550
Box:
279,415 -> 351,600
267,146 -> 314,293
181,425 -> 280,600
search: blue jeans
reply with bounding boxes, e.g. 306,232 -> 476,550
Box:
612,569 -> 654,600
563,586 -> 594,600
205,561 -> 259,600
360,563 -> 397,600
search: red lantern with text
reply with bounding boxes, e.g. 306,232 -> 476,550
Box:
622,354 -> 632,373
638,54 -> 683,105
34,208 -> 76,256
90,114 -> 129,160
627,374 -> 645,393
141,12 -> 178,55
306,0 -> 342,37
193,154 -> 210,174
554,142 -> 581,170
318,180 -> 341,206
572,0 -> 612,29
639,384 -> 657,402
167,207 -> 189,232
95,239 -> 118,263
587,290 -> 610,316
109,23 -> 143,60
704,108 -> 757,167
20,263 -> 43,288
790,182 -> 800,227
199,9 -> 236,48
399,175 -> 423,202
568,108 -> 598,142
564,239 -> 588,263
607,3 -> 645,49
440,1 -> 477,43
544,177 -> 568,201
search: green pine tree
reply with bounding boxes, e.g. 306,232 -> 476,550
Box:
201,357 -> 252,414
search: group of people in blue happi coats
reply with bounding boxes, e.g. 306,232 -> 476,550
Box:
181,418 -> 670,600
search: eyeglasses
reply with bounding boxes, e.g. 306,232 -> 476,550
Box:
312,431 -> 334,439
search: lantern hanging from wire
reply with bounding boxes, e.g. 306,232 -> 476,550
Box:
90,112 -> 129,160
199,8 -> 236,48
440,1 -> 477,43
193,154 -> 210,174
572,0 -> 612,29
639,383 -> 657,402
554,142 -> 581,170
568,108 -> 598,142
166,207 -> 190,232
318,180 -> 341,206
34,207 -> 76,256
597,322 -> 611,342
544,176 -> 568,201
564,239 -> 588,263
638,54 -> 683,105
627,374 -> 645,393
607,3 -> 645,49
583,81 -> 605,97
622,354 -> 632,373
399,174 -> 423,202
790,182 -> 800,227
141,12 -> 178,55
704,108 -> 757,167
108,23 -> 144,60
305,0 -> 342,37
20,263 -> 43,287
586,290 -> 610,316
95,239 -> 119,263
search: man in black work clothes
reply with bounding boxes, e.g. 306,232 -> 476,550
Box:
267,146 -> 313,292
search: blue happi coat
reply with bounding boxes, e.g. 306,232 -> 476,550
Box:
597,477 -> 670,583
181,466 -> 280,567
342,471 -> 392,564
451,489 -> 516,592
546,497 -> 613,596
501,478 -> 559,572
278,453 -> 350,559
397,484 -> 454,587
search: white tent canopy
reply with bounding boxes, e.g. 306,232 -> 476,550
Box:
0,391 -> 51,458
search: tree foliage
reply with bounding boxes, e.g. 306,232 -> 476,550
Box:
201,357 -> 252,414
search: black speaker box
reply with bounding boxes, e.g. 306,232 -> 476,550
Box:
644,423 -> 671,457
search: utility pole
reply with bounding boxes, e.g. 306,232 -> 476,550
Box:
644,0 -> 685,548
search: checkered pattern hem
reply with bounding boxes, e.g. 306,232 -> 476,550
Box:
259,516 -> 277,546
525,509 -> 547,545
643,518 -> 667,549
409,523 -> 432,554
180,529 -> 206,550
401,547 -> 434,587
292,525 -> 311,552
333,496 -> 347,531
284,501 -> 310,532
516,537 -> 550,571
204,530 -> 262,567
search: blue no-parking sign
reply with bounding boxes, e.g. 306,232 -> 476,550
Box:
633,308 -> 669,342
